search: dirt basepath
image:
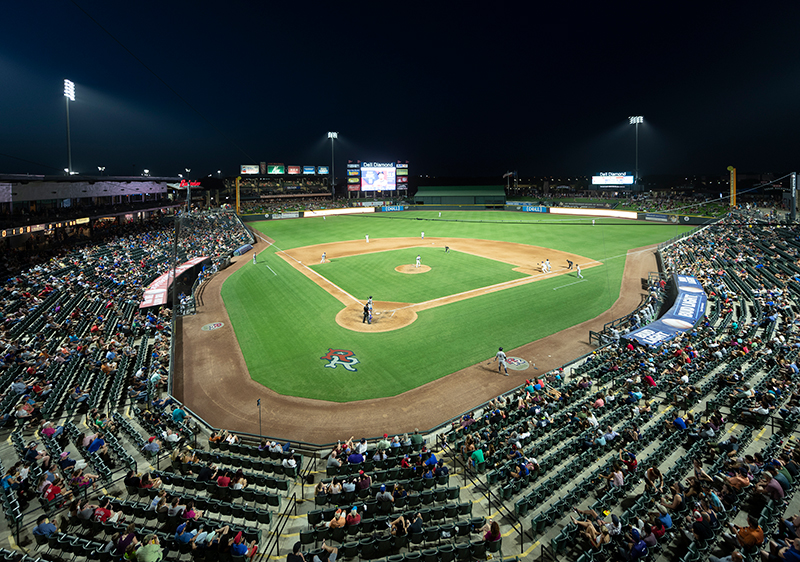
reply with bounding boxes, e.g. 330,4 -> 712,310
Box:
181,234 -> 656,445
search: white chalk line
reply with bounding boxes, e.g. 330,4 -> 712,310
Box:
553,279 -> 586,290
265,265 -> 277,276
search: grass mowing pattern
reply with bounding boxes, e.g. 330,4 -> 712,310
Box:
308,248 -> 529,303
221,212 -> 693,401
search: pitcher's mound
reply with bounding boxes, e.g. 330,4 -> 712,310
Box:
336,301 -> 418,332
396,265 -> 431,274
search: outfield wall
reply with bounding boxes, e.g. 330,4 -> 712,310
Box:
239,204 -> 718,225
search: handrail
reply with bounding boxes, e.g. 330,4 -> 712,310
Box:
439,436 -> 529,555
298,454 -> 318,501
258,491 -> 298,561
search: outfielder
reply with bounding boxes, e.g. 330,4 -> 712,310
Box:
252,253 -> 256,265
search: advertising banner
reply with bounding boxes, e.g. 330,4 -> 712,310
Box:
624,275 -> 707,346
397,176 -> 408,183
317,166 -> 329,175
240,165 -> 259,175
260,162 -> 267,174
287,166 -> 302,175
381,206 -> 404,212
592,173 -> 634,185
303,166 -> 316,174
271,212 -> 300,219
347,170 -> 361,176
645,213 -> 670,222
397,168 -> 408,176
522,206 -> 548,213
268,164 -> 285,174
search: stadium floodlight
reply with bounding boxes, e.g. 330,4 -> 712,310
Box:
327,132 -> 338,196
64,79 -> 75,174
628,116 -> 644,183
97,166 -> 105,176
185,168 -> 192,213
143,169 -> 150,176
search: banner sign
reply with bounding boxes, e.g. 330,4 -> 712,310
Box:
270,212 -> 300,219
522,206 -> 548,213
240,165 -> 259,174
624,275 -> 707,346
382,206 -> 404,212
303,166 -> 316,174
645,213 -> 669,222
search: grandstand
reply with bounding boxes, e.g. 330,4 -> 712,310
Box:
1,204 -> 799,562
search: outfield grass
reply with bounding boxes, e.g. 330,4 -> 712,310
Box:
308,248 -> 528,303
222,211 -> 693,401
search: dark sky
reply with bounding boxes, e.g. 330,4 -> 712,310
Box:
1,1 -> 798,179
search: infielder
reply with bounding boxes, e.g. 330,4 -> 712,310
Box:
545,259 -> 550,273
567,259 -> 573,270
577,264 -> 583,279
416,255 -> 421,268
365,234 -> 369,243
493,347 -> 509,375
421,231 -> 424,240
320,252 -> 326,263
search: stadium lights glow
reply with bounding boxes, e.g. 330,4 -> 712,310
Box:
97,166 -> 105,175
64,79 -> 75,101
628,116 -> 643,125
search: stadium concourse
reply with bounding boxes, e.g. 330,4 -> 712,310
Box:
0,208 -> 800,562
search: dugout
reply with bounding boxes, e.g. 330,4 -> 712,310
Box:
414,185 -> 506,207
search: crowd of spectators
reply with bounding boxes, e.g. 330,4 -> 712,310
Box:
0,210 -> 251,556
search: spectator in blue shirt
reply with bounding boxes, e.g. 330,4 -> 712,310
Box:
32,515 -> 58,537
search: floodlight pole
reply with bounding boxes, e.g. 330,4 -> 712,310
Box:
64,80 -> 75,175
628,116 -> 643,185
791,172 -> 797,223
328,132 -> 338,198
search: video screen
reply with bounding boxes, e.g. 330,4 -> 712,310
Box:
360,163 -> 396,191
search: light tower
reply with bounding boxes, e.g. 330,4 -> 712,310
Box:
64,79 -> 75,174
628,116 -> 643,184
327,132 -> 338,196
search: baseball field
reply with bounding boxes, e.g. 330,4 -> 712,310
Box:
215,210 -> 692,404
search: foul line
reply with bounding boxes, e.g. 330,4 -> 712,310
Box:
553,279 -> 586,290
272,244 -> 362,306
265,265 -> 277,276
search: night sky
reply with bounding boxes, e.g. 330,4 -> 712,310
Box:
2,2 -> 798,179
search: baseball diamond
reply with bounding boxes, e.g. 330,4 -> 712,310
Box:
176,211 -> 692,444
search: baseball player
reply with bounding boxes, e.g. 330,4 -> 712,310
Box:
362,305 -> 370,324
567,259 -> 573,270
365,234 -> 369,243
367,296 -> 373,311
577,264 -> 583,279
252,253 -> 256,265
444,246 -> 450,253
545,259 -> 550,273
421,232 -> 424,240
320,252 -> 326,264
493,347 -> 509,375
416,255 -> 421,268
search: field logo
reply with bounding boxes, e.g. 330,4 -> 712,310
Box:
321,349 -> 360,372
201,322 -> 224,331
506,357 -> 530,371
